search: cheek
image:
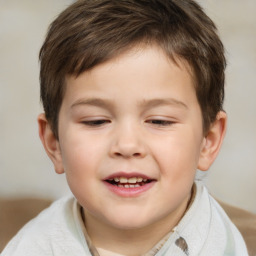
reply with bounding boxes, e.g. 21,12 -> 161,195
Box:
60,141 -> 100,203
152,131 -> 202,176
60,134 -> 102,178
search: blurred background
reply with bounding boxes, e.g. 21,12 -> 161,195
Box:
0,0 -> 255,213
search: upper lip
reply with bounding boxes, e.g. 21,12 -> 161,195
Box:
104,172 -> 155,181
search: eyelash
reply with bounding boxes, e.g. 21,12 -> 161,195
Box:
146,119 -> 174,126
82,120 -> 111,126
81,119 -> 175,127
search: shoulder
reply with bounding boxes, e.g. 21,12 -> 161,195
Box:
1,195 -> 89,256
200,183 -> 249,255
16,195 -> 75,235
217,199 -> 256,256
185,182 -> 249,255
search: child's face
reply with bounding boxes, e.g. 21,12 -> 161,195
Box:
51,46 -> 207,230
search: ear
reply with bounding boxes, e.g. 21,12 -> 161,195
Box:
198,111 -> 227,171
38,113 -> 64,174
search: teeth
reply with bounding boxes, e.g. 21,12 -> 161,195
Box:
110,176 -> 150,186
120,177 -> 128,183
118,177 -> 148,184
128,177 -> 137,184
117,184 -> 141,188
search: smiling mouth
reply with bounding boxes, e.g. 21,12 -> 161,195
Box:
105,177 -> 153,188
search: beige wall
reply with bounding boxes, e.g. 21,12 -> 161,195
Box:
0,0 -> 255,213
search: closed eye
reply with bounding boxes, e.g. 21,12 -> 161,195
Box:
146,119 -> 175,126
82,119 -> 111,126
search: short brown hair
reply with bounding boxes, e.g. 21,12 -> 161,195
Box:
39,0 -> 226,138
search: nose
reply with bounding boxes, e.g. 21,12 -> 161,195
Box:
109,123 -> 147,159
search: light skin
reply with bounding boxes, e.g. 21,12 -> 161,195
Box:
38,45 -> 226,255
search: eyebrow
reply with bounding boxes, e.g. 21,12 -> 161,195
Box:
71,97 -> 188,110
140,98 -> 188,110
71,98 -> 114,110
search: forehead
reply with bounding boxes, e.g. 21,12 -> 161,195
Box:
67,43 -> 195,83
63,45 -> 197,107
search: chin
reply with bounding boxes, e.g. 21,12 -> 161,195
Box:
110,221 -> 150,230
105,212 -> 155,230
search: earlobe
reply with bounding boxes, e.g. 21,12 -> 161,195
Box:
198,111 -> 227,171
37,113 -> 64,174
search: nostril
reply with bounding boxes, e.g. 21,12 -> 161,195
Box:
113,151 -> 142,158
110,140 -> 147,158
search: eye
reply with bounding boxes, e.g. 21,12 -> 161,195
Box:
146,119 -> 174,126
81,119 -> 111,127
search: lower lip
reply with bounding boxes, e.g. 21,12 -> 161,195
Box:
103,181 -> 156,197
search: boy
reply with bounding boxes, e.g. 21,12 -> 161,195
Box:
1,0 -> 248,255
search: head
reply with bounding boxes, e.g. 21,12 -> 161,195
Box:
39,0 -> 226,139
38,0 -> 227,240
